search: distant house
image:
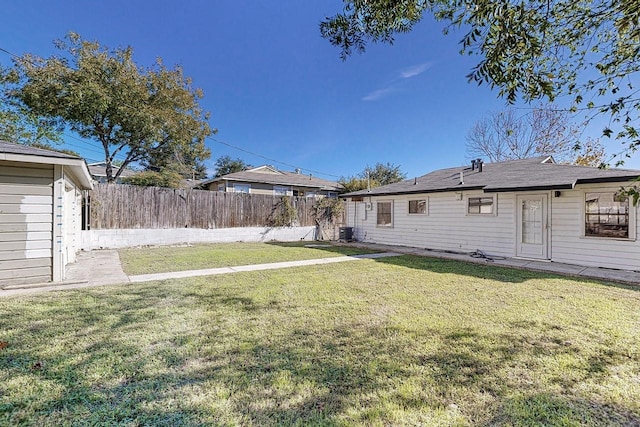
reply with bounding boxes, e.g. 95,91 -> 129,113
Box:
88,162 -> 136,183
198,165 -> 341,197
342,156 -> 640,272
0,141 -> 93,286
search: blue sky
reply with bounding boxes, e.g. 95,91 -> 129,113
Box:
2,1 -> 638,179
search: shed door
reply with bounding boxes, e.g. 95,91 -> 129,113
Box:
516,194 -> 549,259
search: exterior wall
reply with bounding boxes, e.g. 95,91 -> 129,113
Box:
550,182 -> 640,270
0,161 -> 54,286
346,191 -> 516,257
81,226 -> 317,250
206,180 -> 334,197
63,175 -> 84,266
347,182 -> 640,271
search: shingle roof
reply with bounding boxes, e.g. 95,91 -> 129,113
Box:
201,166 -> 341,191
87,163 -> 136,178
0,140 -> 80,159
343,157 -> 640,197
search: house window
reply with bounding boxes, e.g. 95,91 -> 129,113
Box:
585,192 -> 629,238
234,183 -> 250,193
217,184 -> 225,192
274,186 -> 288,196
306,191 -> 316,198
327,192 -> 338,199
377,201 -> 393,227
468,197 -> 494,214
408,199 -> 427,215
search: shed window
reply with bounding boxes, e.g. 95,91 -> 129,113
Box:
585,192 -> 629,238
377,201 -> 393,227
408,199 -> 427,215
468,197 -> 493,214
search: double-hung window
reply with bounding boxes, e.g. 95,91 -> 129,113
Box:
408,199 -> 427,215
377,201 -> 393,227
585,192 -> 629,238
468,197 -> 494,214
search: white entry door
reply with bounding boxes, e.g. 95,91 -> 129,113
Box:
516,194 -> 548,259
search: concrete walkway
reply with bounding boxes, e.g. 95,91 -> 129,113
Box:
2,242 -> 638,298
0,250 -> 400,297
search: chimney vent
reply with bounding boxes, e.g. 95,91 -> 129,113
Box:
459,171 -> 464,185
477,159 -> 484,172
471,159 -> 476,171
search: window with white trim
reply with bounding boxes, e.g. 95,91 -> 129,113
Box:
274,186 -> 288,196
468,197 -> 494,214
585,192 -> 629,238
234,183 -> 250,193
377,201 -> 393,227
408,199 -> 427,215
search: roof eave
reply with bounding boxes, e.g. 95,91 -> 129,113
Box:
0,152 -> 93,189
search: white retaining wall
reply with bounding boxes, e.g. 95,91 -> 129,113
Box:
81,226 -> 317,250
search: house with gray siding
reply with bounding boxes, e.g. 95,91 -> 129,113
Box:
342,157 -> 640,272
198,165 -> 341,197
0,141 -> 93,287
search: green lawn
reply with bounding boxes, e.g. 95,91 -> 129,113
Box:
118,241 -> 379,275
1,255 -> 639,426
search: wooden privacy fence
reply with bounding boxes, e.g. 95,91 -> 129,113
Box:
88,184 -> 344,231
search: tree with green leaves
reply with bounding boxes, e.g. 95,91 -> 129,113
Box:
213,155 -> 251,177
321,1 -> 640,165
339,161 -> 407,192
3,32 -> 213,182
0,70 -> 65,150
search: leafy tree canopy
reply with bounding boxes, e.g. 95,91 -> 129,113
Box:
213,155 -> 251,177
321,1 -> 640,163
3,32 -> 213,182
339,162 -> 407,192
120,170 -> 184,189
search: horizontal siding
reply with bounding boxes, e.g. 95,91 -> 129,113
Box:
0,161 -> 53,286
0,184 -> 52,196
348,184 -> 640,272
551,183 -> 640,271
347,192 -> 515,257
0,248 -> 51,261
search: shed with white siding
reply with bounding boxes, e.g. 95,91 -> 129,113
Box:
343,157 -> 640,272
0,141 -> 93,287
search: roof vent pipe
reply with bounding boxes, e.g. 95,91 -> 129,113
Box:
477,159 -> 484,172
459,171 -> 464,185
471,159 -> 476,171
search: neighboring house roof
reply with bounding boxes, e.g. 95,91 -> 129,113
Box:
0,140 -> 93,189
87,162 -> 137,179
200,165 -> 341,191
344,156 -> 640,197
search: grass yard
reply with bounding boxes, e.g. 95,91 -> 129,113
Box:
1,255 -> 639,426
118,241 -> 379,275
